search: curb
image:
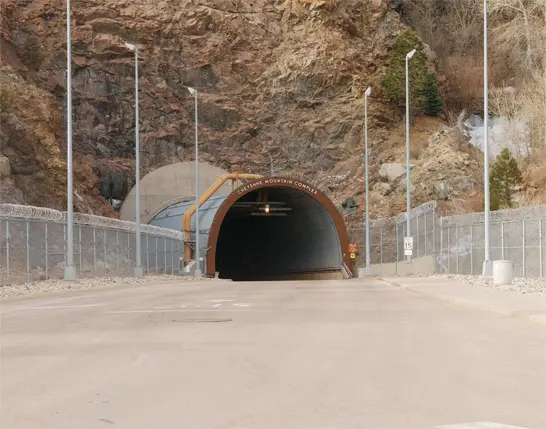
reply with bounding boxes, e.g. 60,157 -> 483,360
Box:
0,278 -> 217,303
379,278 -> 546,326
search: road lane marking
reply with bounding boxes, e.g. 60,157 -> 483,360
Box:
436,422 -> 531,429
105,309 -> 263,314
14,303 -> 105,311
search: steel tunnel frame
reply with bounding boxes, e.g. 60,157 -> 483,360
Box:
204,178 -> 353,277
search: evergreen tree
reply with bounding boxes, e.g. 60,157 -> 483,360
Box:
382,30 -> 428,106
490,148 -> 523,210
421,70 -> 443,116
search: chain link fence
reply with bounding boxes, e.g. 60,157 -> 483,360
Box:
349,202 -> 546,278
0,204 -> 185,284
348,202 -> 438,270
438,205 -> 546,277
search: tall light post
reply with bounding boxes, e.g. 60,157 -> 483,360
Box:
64,0 -> 77,281
482,0 -> 493,276
405,48 -> 416,262
187,86 -> 201,278
125,42 -> 143,277
364,86 -> 372,274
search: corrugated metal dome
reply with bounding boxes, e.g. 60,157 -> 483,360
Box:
148,195 -> 228,262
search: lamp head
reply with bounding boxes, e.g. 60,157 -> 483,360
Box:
124,42 -> 136,51
406,49 -> 417,59
365,87 -> 371,97
187,87 -> 197,95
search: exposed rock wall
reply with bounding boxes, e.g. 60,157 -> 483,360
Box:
0,0 -> 484,222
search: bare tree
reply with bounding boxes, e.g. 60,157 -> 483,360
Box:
489,0 -> 546,70
403,0 -> 439,47
442,0 -> 482,54
403,0 -> 482,55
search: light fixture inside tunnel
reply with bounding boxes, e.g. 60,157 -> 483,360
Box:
250,212 -> 288,217
264,204 -> 270,214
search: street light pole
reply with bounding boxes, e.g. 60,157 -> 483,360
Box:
64,0 -> 77,281
125,42 -> 143,277
364,86 -> 372,274
482,0 -> 493,276
187,87 -> 201,278
405,48 -> 416,262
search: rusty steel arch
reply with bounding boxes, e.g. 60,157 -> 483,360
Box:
205,177 -> 352,276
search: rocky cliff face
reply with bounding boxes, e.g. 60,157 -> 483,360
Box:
0,0 -> 483,221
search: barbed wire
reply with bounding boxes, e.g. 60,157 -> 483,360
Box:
440,204 -> 546,227
0,204 -> 185,240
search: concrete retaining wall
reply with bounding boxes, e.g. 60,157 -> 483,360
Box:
357,255 -> 436,277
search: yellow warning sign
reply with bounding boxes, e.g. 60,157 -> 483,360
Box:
350,253 -> 356,259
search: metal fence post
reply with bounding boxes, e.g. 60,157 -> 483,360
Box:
127,232 -> 130,274
440,222 -> 443,273
432,213 -> 436,260
447,225 -> 451,274
470,224 -> 474,275
155,237 -> 158,275
116,230 -> 119,274
522,220 -> 526,277
93,227 -> 96,276
45,222 -> 48,280
424,212 -> 428,255
164,237 -> 167,274
455,225 -> 460,274
501,221 -> 505,260
78,226 -> 82,274
6,219 -> 9,282
104,229 -> 107,276
538,219 -> 544,278
63,223 -> 66,268
380,227 -> 383,267
26,220 -> 30,283
0,220 -> 2,284
146,234 -> 149,274
396,223 -> 399,261
416,215 -> 420,257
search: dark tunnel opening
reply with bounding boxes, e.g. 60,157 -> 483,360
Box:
215,187 -> 342,280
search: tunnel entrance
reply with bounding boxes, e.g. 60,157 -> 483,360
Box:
206,178 -> 351,280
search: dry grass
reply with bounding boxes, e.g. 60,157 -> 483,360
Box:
440,189 -> 485,216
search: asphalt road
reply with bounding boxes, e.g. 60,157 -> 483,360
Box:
1,279 -> 545,429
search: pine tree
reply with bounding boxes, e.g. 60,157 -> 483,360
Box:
421,70 -> 443,116
382,30 -> 428,105
490,148 -> 523,210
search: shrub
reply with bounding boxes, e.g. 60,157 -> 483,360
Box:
490,148 -> 523,210
420,70 -> 443,116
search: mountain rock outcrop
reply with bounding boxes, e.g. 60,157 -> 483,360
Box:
0,0 -> 483,221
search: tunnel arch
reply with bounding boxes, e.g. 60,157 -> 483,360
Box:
206,178 -> 352,279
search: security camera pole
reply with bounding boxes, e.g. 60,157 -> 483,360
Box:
364,86 -> 372,274
405,48 -> 416,262
64,0 -> 77,281
187,86 -> 201,278
125,42 -> 143,277
482,0 -> 493,276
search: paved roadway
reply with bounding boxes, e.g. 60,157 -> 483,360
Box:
1,279 -> 545,429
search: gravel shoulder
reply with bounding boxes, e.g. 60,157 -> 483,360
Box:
0,275 -> 197,299
413,274 -> 546,295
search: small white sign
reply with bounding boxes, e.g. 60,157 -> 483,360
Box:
404,237 -> 414,250
404,249 -> 413,256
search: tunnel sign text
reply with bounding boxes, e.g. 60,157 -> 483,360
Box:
236,178 -> 320,196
